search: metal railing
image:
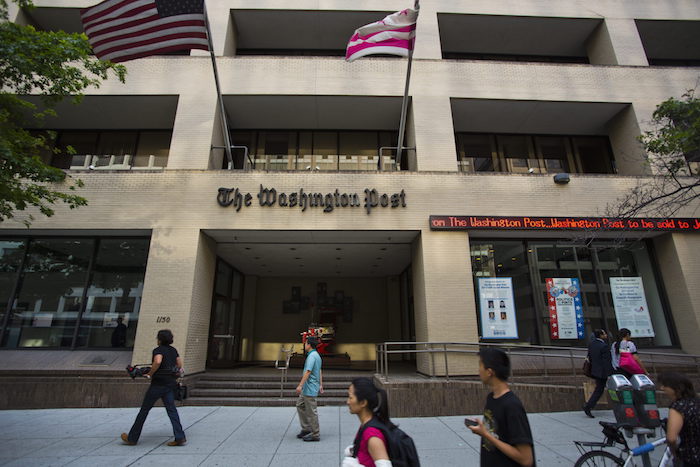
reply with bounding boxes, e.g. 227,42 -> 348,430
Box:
69,154 -> 166,170
241,153 -> 398,171
376,341 -> 700,382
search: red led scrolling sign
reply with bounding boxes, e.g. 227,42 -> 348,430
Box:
429,215 -> 700,232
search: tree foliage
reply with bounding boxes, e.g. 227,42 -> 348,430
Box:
608,89 -> 700,219
0,0 -> 126,225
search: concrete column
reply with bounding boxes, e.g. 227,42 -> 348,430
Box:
605,105 -> 648,176
412,96 -> 458,172
586,21 -> 618,66
239,275 -> 258,362
600,19 -> 649,67
166,87 -> 219,170
654,234 -> 700,355
412,230 -> 479,375
413,6 -> 442,60
133,229 -> 216,373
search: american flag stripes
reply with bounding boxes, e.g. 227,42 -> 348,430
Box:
80,0 -> 209,63
345,8 -> 419,62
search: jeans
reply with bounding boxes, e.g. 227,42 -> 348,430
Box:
128,384 -> 185,442
584,377 -> 607,411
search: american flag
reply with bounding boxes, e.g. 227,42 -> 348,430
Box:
81,0 -> 209,63
345,8 -> 418,62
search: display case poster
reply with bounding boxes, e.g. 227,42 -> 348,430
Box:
478,277 -> 518,339
546,278 -> 585,339
610,277 -> 655,337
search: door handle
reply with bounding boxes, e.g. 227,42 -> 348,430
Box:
213,334 -> 235,339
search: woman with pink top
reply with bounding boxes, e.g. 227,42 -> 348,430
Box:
342,377 -> 393,467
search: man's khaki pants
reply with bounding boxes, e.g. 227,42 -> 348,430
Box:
296,394 -> 319,437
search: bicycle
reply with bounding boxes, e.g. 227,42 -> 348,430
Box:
574,420 -> 674,467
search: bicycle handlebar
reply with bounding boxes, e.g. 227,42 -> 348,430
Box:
631,438 -> 666,456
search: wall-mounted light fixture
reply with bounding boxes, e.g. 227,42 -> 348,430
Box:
553,173 -> 570,184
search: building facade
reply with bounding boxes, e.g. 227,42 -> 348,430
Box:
2,0 -> 700,378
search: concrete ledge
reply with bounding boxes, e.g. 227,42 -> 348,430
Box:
0,374 -> 201,410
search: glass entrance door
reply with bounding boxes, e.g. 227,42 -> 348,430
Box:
207,259 -> 243,368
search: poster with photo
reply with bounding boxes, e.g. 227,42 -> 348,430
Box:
610,277 -> 655,337
478,277 -> 518,339
546,278 -> 585,340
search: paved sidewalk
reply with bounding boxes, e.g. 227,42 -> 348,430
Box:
0,405 -> 669,466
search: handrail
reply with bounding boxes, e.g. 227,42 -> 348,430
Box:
375,341 -> 700,382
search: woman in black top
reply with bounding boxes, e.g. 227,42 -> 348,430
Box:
658,372 -> 700,467
121,329 -> 186,446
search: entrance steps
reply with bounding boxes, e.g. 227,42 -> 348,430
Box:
185,370 -> 368,407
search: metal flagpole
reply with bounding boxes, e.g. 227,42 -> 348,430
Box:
203,1 -> 234,169
395,0 -> 419,171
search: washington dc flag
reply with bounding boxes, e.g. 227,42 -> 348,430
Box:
345,7 -> 419,62
81,0 -> 209,63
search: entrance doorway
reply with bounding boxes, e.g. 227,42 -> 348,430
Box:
204,230 -> 417,367
206,258 -> 244,368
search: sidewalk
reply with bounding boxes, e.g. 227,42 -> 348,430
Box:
0,405 -> 669,466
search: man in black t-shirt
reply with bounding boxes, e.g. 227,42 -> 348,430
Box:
121,329 -> 186,447
467,348 -> 536,467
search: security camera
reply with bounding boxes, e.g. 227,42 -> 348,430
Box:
88,164 -> 96,170
527,168 -> 535,174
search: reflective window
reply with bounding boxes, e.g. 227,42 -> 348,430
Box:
1,237 -> 150,349
49,130 -> 171,169
470,240 -> 675,347
76,239 -> 149,348
0,240 -> 26,339
457,134 -> 496,173
456,133 -> 615,174
231,130 -> 398,171
5,239 -> 93,348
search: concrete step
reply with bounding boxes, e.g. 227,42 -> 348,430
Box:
194,380 -> 350,390
199,373 -> 367,382
189,388 -> 347,398
184,397 -> 346,407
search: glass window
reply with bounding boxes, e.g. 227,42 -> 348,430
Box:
76,239 -> 149,348
95,131 -> 138,166
312,131 -> 337,171
230,131 -> 257,169
378,131 -> 398,171
5,238 -> 93,348
134,131 -> 171,168
54,132 -> 99,169
1,237 -> 150,349
0,240 -> 26,342
458,134 -> 495,173
536,136 -> 571,173
573,136 -> 614,174
339,132 -> 376,171
499,135 -> 541,173
472,240 -> 676,348
471,241 -> 538,344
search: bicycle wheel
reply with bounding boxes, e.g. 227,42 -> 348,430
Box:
574,450 -> 624,467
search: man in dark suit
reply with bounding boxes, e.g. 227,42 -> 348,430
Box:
583,329 -> 613,418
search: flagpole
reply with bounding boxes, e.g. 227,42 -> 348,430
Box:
395,0 -> 419,171
203,1 -> 234,169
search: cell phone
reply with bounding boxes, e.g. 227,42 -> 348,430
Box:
464,418 -> 478,427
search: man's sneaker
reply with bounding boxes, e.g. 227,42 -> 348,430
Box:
302,433 -> 320,442
167,438 -> 187,446
296,430 -> 311,439
120,433 -> 136,445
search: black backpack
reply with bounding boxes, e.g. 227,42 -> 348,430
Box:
353,418 -> 420,467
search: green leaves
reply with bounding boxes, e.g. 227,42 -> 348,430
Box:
0,0 -> 127,225
640,90 -> 700,172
